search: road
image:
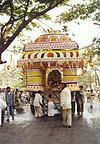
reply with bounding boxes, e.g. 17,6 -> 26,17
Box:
0,100 -> 100,144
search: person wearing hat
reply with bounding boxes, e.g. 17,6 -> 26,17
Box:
5,87 -> 15,121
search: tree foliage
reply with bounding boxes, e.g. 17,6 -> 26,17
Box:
79,43 -> 100,88
58,0 -> 100,23
0,65 -> 25,89
0,0 -> 64,63
57,0 -> 100,57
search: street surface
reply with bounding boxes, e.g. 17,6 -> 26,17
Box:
0,99 -> 100,144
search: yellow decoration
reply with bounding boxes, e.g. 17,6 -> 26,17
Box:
63,76 -> 78,81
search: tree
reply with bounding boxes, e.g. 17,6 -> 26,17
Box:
57,0 -> 100,56
0,65 -> 25,89
78,43 -> 100,88
0,0 -> 64,63
58,0 -> 100,24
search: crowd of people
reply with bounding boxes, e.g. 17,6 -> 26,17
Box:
29,85 -> 85,128
0,87 -> 30,126
0,85 -> 100,128
29,85 -> 100,128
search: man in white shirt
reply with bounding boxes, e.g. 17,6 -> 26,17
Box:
0,89 -> 5,100
0,98 -> 7,126
0,89 -> 6,126
60,84 -> 72,128
33,91 -> 43,118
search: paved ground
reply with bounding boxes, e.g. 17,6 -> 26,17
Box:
0,100 -> 100,144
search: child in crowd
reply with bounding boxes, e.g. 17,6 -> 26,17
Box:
48,94 -> 55,117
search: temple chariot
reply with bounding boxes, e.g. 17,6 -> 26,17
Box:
17,31 -> 84,106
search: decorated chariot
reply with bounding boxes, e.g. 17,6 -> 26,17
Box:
17,31 -> 84,109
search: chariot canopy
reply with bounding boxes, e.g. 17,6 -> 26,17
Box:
17,31 -> 84,92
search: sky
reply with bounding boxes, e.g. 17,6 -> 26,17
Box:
0,0 -> 100,69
